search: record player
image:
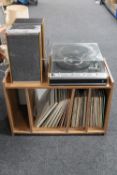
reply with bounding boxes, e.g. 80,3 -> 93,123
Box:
48,43 -> 108,85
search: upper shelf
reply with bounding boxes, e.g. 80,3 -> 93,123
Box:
3,72 -> 113,89
3,59 -> 114,89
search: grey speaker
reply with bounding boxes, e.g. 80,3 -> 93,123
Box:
6,18 -> 45,82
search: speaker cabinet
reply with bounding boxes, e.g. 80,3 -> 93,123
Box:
6,18 -> 45,82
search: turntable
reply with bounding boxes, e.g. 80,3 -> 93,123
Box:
48,43 -> 108,85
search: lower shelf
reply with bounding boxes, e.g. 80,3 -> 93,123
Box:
13,127 -> 105,135
4,85 -> 113,135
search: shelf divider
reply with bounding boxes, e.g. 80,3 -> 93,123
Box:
86,89 -> 92,132
25,89 -> 34,132
66,89 -> 76,132
3,85 -> 14,135
104,87 -> 114,132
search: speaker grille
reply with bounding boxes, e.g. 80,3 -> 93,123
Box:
7,33 -> 41,81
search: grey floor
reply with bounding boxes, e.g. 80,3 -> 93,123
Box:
0,0 -> 117,174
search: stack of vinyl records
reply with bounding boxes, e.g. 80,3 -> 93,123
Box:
70,90 -> 88,128
34,89 -> 106,129
88,90 -> 106,128
70,89 -> 106,129
34,89 -> 70,128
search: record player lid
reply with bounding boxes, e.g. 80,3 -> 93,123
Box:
51,43 -> 104,62
50,43 -> 107,74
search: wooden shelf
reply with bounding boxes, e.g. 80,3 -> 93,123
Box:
3,59 -> 114,135
14,128 -> 104,135
32,127 -> 66,134
13,106 -> 31,133
3,68 -> 113,89
3,88 -> 31,134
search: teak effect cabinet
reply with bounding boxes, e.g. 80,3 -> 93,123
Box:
3,60 -> 114,135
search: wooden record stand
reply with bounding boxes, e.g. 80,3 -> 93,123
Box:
3,59 -> 114,135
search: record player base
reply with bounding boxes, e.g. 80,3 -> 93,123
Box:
3,62 -> 114,135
